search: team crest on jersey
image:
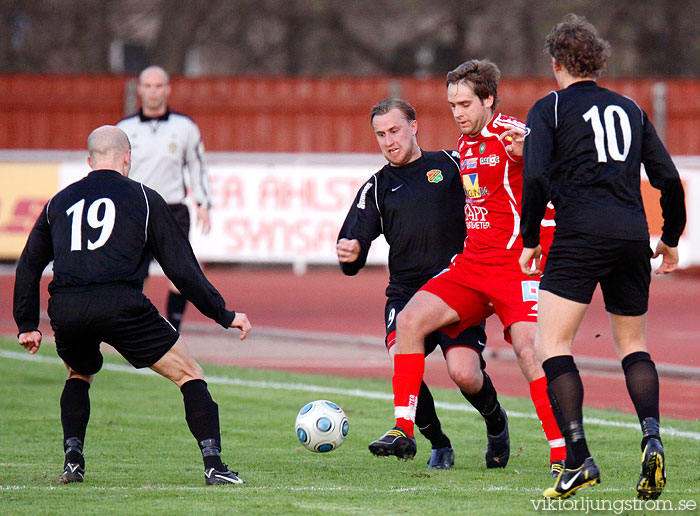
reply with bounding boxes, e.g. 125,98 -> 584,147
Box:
169,142 -> 177,153
426,169 -> 443,183
479,142 -> 486,154
462,173 -> 489,199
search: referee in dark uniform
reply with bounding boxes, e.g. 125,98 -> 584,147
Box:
518,14 -> 686,500
13,125 -> 251,486
338,98 -> 508,469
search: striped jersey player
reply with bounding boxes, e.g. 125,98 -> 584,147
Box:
339,99 -> 505,470
370,60 -> 567,476
458,112 -> 556,257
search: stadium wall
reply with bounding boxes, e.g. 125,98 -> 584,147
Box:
1,152 -> 698,269
0,75 -> 699,155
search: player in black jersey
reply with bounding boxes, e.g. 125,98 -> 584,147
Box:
13,126 -> 252,486
338,99 -> 508,469
518,14 -> 686,499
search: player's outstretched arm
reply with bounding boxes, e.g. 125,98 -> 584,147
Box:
230,312 -> 252,340
519,246 -> 542,277
652,240 -> 679,274
18,330 -> 42,354
336,238 -> 361,263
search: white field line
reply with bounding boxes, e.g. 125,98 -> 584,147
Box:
6,484 -> 687,493
2,349 -> 699,441
2,484 -> 698,495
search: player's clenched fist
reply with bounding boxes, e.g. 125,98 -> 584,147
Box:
18,330 -> 42,354
336,238 -> 361,263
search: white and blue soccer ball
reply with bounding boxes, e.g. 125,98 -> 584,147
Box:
295,400 -> 349,452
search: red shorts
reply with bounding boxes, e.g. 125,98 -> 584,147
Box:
420,250 -> 541,343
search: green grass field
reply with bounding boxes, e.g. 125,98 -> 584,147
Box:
0,337 -> 698,516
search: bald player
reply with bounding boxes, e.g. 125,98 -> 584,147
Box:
13,125 -> 251,486
117,66 -> 212,331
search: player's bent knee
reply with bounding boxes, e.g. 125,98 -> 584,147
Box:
396,306 -> 430,336
67,369 -> 94,384
514,344 -> 536,362
150,343 -> 204,386
449,368 -> 482,393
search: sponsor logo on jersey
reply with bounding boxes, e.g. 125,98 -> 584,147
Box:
464,203 -> 490,229
462,173 -> 489,199
479,142 -> 486,154
464,148 -> 473,157
357,181 -> 373,209
480,154 -> 500,166
426,169 -> 443,183
465,157 -> 478,170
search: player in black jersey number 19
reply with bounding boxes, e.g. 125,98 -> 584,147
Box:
14,126 -> 252,486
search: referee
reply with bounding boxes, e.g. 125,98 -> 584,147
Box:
13,125 -> 251,486
519,14 -> 686,500
117,65 -> 211,331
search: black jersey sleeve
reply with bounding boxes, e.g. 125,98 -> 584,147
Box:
639,112 -> 687,247
521,94 -> 556,248
337,177 -> 381,276
144,188 -> 235,328
13,203 -> 54,334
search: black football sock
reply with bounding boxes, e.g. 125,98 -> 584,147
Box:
415,381 -> 451,449
60,378 -> 90,467
181,379 -> 224,470
167,292 -> 188,331
622,351 -> 661,449
461,372 -> 505,435
61,379 -> 90,442
543,355 -> 590,469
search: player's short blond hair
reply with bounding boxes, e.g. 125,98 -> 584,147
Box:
370,98 -> 416,125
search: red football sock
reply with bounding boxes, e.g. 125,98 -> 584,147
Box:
392,353 -> 425,437
530,376 -> 567,463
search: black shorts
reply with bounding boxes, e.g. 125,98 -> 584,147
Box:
48,284 -> 179,375
541,233 -> 652,316
168,203 -> 191,238
385,296 -> 486,368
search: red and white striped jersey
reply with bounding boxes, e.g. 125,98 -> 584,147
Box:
458,113 -> 555,255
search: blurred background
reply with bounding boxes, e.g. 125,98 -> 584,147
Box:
1,0 -> 698,266
2,0 -> 698,77
0,0 -> 698,414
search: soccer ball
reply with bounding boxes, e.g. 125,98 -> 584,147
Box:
295,400 -> 349,452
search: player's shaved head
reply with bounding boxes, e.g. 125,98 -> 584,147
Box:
87,125 -> 131,175
139,65 -> 169,85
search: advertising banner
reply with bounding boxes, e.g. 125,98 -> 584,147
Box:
0,152 -> 697,268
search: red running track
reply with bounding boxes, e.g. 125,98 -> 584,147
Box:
1,265 -> 698,420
